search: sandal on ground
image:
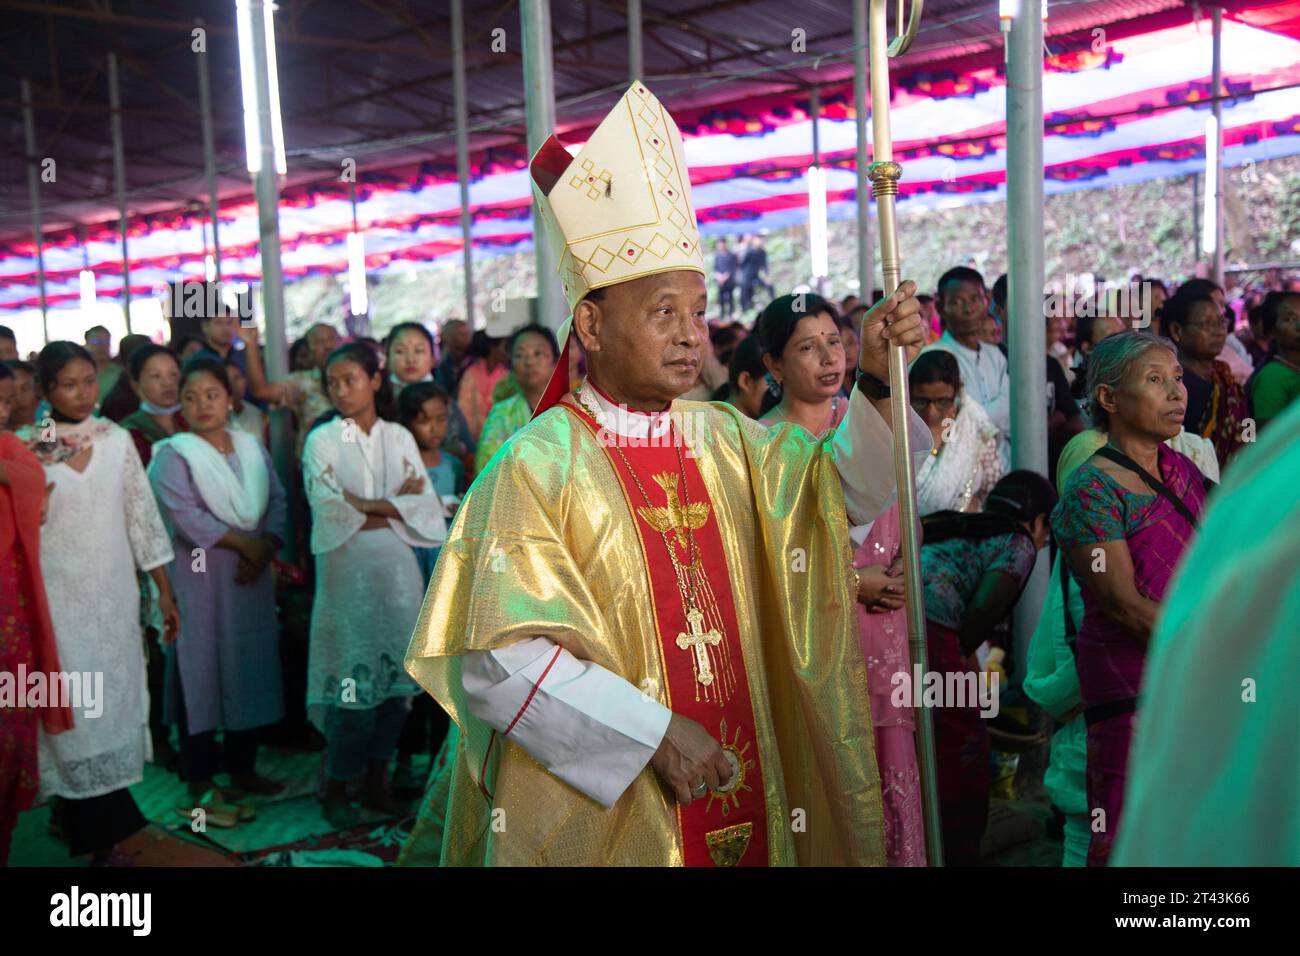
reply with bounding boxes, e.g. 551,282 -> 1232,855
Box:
174,791 -> 242,829
217,789 -> 258,822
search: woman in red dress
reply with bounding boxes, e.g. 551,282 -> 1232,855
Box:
0,430 -> 74,864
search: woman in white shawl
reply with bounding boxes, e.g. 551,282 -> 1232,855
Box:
909,350 -> 1004,515
304,343 -> 447,828
148,356 -> 287,828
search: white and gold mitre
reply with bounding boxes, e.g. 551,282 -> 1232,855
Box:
529,81 -> 704,309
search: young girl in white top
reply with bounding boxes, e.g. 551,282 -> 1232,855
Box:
302,343 -> 446,827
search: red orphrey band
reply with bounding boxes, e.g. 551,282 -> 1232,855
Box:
561,396 -> 769,867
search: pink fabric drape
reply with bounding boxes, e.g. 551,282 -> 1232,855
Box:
853,503 -> 926,867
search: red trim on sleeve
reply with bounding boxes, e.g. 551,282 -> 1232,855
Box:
478,730 -> 497,802
503,644 -> 565,736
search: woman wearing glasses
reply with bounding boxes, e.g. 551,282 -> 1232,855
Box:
909,350 -> 1004,516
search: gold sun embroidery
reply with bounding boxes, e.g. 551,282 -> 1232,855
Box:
707,718 -> 755,817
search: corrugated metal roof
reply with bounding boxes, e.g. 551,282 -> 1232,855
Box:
0,0 -> 1240,241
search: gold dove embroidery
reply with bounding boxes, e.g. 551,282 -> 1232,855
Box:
637,472 -> 710,538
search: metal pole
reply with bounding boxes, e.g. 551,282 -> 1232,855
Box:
247,1 -> 287,377
810,88 -> 821,163
521,0 -> 568,330
628,0 -> 643,82
21,77 -> 49,346
1211,6 -> 1225,286
348,176 -> 370,336
810,86 -> 823,297
107,52 -> 132,331
246,0 -> 294,558
1192,172 -> 1201,267
853,0 -> 874,300
452,0 -> 475,328
867,0 -> 942,867
196,17 -> 222,284
1007,3 -> 1048,682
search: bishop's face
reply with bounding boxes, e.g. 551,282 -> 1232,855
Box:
575,270 -> 707,411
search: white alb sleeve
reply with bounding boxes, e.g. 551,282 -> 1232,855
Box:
461,637 -> 672,808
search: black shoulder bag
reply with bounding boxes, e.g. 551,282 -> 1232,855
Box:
1069,446 -> 1208,726
1091,445 -> 1209,528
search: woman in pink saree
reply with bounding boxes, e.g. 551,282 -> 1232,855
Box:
849,348 -> 1010,865
1051,332 -> 1207,866
852,504 -> 926,866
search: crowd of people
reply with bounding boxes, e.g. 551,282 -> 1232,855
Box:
0,305 -> 567,863
0,257 -> 1296,867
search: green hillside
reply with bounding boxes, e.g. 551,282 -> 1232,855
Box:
285,154 -> 1300,339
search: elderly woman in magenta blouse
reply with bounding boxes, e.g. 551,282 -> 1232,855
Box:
1051,331 -> 1208,866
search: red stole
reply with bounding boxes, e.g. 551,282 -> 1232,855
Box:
563,399 -> 769,867
0,432 -> 73,734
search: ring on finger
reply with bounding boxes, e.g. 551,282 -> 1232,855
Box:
690,781 -> 708,797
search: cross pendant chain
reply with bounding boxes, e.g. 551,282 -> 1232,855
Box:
677,607 -> 723,688
594,400 -> 731,700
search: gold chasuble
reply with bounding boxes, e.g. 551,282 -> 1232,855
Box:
405,396 -> 885,866
403,81 -> 885,866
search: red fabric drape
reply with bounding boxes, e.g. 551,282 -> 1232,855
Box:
0,432 -> 73,734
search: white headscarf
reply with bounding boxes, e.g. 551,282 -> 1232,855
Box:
915,389 -> 1003,515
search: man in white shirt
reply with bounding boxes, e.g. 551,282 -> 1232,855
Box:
920,266 -> 1011,468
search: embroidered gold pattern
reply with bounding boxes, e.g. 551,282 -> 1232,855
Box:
637,472 -> 709,537
578,384 -> 737,704
707,718 -> 755,817
705,822 -> 753,867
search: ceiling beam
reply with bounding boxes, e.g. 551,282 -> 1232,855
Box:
46,10 -> 60,100
355,0 -> 440,56
627,0 -> 824,89
41,66 -> 100,156
642,26 -> 700,71
0,1 -> 452,58
278,0 -> 826,129
115,51 -> 199,119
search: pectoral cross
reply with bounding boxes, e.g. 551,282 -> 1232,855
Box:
677,608 -> 723,688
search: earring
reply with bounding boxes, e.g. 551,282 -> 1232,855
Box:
764,371 -> 782,398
